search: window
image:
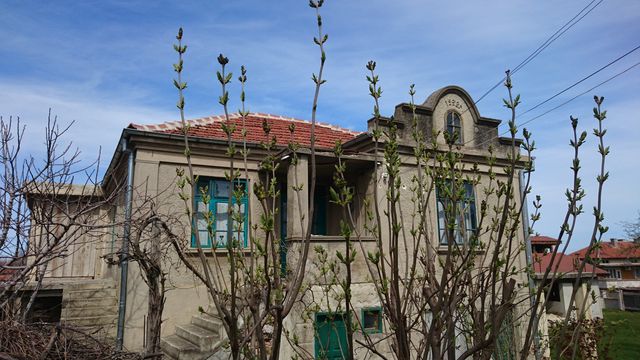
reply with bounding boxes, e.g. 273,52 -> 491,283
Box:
437,181 -> 477,245
608,268 -> 622,279
446,111 -> 463,144
193,177 -> 248,248
548,282 -> 560,302
361,307 -> 383,334
22,290 -> 62,323
635,268 -> 640,279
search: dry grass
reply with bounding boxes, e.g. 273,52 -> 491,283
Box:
0,319 -> 143,360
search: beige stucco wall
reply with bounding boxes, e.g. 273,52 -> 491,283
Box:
121,147 -> 268,351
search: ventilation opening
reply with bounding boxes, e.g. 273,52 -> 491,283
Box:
22,289 -> 63,323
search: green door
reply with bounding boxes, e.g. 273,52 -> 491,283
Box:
315,312 -> 348,359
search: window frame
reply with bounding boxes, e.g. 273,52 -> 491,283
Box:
608,268 -> 622,279
445,110 -> 463,145
361,307 -> 383,334
436,181 -> 477,245
192,177 -> 249,249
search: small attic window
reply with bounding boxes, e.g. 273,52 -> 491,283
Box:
446,111 -> 463,145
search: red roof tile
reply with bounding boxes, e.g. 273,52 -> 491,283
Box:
534,252 -> 607,277
129,113 -> 362,150
531,235 -> 560,246
0,258 -> 24,283
572,240 -> 640,260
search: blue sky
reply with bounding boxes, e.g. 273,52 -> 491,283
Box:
1,0 -> 638,250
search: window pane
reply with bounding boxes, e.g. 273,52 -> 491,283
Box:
464,183 -> 474,199
232,231 -> 245,244
363,309 -> 381,332
215,180 -> 231,198
234,181 -> 247,196
198,231 -> 209,246
213,231 -> 227,246
197,218 -> 208,231
437,181 -> 477,244
233,203 -> 246,215
197,200 -> 208,213
216,202 -> 229,232
437,200 -> 447,244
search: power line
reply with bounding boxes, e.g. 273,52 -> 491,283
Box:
511,0 -> 604,75
472,0 -> 604,107
517,43 -> 640,118
464,43 -> 640,146
474,59 -> 640,148
513,61 -> 640,131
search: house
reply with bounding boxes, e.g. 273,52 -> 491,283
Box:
24,85 -> 533,358
531,235 -> 606,320
573,238 -> 640,311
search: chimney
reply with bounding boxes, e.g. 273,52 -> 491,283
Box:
610,238 -> 617,245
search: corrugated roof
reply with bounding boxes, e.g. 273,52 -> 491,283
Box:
128,112 -> 361,150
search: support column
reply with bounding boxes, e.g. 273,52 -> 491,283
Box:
287,154 -> 309,239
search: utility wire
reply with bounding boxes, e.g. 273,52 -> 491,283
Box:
517,43 -> 640,118
473,59 -> 640,148
472,0 -> 604,107
463,43 -> 639,146
513,61 -> 640,132
511,0 -> 604,75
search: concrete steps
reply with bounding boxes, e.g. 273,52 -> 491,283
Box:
161,309 -> 225,360
161,335 -> 204,360
191,313 -> 222,334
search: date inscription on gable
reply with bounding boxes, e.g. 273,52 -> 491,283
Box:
444,98 -> 463,110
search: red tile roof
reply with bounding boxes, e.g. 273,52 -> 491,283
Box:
129,113 -> 362,150
572,240 -> 640,260
0,258 -> 24,283
531,235 -> 560,246
534,252 -> 607,277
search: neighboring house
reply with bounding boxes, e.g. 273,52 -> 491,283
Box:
25,85 -> 532,358
573,238 -> 640,311
531,235 -> 606,320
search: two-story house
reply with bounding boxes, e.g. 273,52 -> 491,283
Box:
573,238 -> 640,311
531,236 -> 606,320
25,85 -> 533,359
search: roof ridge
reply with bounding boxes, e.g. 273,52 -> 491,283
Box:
130,112 -> 362,135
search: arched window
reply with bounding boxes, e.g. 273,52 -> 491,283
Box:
446,111 -> 462,144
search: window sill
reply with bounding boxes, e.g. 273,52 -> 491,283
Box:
437,245 -> 485,255
184,247 -> 253,256
286,235 -> 376,243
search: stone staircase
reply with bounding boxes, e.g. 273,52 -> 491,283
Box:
161,308 -> 226,360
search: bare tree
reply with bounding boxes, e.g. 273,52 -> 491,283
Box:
0,112 -> 117,320
622,211 -> 640,241
113,193 -> 181,359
